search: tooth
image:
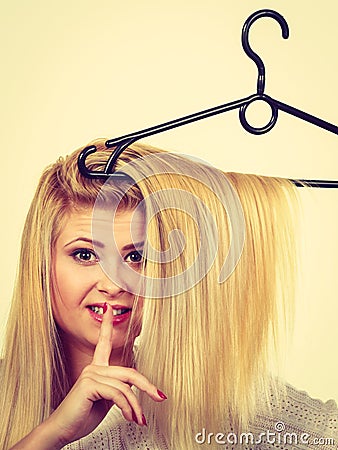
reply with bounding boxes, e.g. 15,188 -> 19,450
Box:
98,307 -> 103,315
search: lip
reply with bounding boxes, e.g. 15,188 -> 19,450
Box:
87,303 -> 132,325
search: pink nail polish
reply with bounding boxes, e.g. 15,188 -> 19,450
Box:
102,302 -> 108,314
142,414 -> 148,427
157,389 -> 167,400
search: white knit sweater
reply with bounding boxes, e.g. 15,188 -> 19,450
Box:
62,384 -> 337,449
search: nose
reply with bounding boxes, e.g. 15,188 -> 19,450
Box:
96,270 -> 124,297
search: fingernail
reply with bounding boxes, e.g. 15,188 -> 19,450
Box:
132,410 -> 138,424
157,389 -> 167,400
142,414 -> 148,427
102,302 -> 108,314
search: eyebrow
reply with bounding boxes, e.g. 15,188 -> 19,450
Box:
64,237 -> 105,249
121,241 -> 145,252
64,237 -> 144,252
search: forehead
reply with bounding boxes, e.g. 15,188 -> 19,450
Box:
57,207 -> 145,246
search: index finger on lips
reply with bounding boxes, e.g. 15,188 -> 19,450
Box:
92,303 -> 114,366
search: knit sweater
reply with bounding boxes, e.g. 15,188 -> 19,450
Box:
62,384 -> 337,449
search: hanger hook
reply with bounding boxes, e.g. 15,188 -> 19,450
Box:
242,9 -> 289,95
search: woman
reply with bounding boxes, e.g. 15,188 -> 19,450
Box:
0,140 -> 336,449
0,142 -> 168,449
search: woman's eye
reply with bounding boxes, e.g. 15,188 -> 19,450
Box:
125,250 -> 143,264
71,249 -> 98,264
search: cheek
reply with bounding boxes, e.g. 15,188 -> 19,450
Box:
52,263 -> 93,310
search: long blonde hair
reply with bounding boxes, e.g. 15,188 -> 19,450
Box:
119,151 -> 300,448
0,140 -> 300,449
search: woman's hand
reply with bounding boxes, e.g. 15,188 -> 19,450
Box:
50,304 -> 166,445
11,304 -> 166,450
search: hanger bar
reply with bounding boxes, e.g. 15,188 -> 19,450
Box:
275,98 -> 338,135
292,179 -> 338,188
105,96 -> 253,148
78,9 -> 338,188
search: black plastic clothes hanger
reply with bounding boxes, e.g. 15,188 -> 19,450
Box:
78,9 -> 338,188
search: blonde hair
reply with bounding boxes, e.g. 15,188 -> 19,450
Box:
121,152 -> 300,448
0,139 -> 300,449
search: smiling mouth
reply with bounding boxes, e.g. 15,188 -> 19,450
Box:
87,305 -> 131,316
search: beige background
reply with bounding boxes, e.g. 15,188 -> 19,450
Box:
1,1 -> 337,401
